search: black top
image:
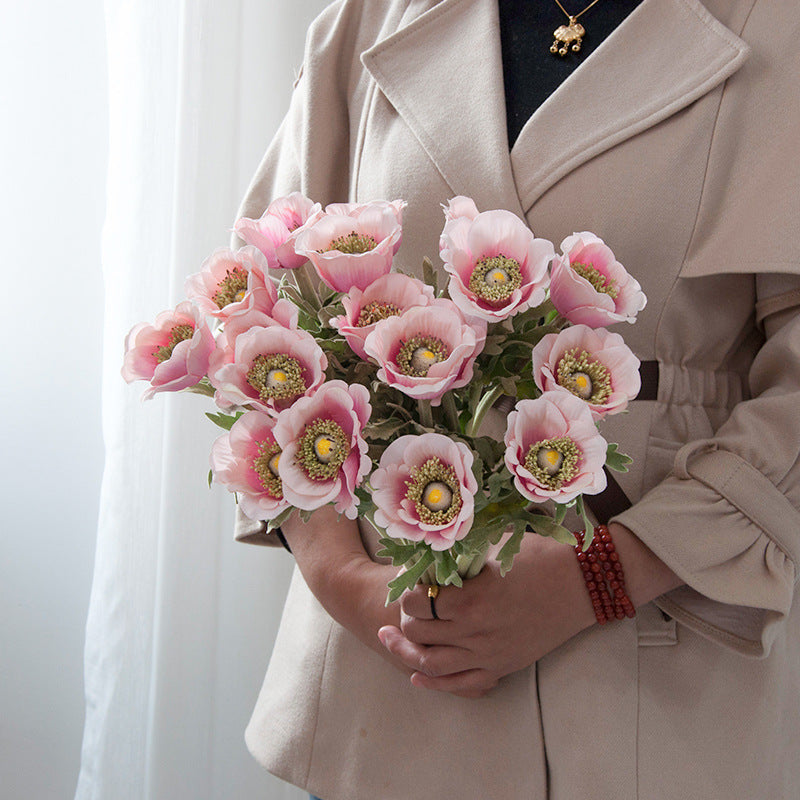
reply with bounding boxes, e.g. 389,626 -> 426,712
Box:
498,0 -> 645,146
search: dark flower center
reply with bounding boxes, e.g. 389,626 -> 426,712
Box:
468,255 -> 522,304
213,267 -> 249,308
406,457 -> 462,525
325,231 -> 377,254
571,262 -> 618,298
357,301 -> 401,327
396,336 -> 450,377
556,348 -> 612,404
298,419 -> 349,480
153,324 -> 194,364
247,353 -> 307,403
253,441 -> 283,499
523,437 -> 581,490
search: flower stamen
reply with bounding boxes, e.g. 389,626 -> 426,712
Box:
253,441 -> 283,499
556,348 -> 612,404
213,267 -> 249,308
396,335 -> 450,377
406,457 -> 462,525
524,437 -> 581,490
468,255 -> 522,305
325,231 -> 378,254
571,262 -> 618,298
357,301 -> 402,327
247,353 -> 307,403
154,324 -> 194,363
297,419 -> 349,480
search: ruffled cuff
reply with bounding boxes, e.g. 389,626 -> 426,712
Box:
234,505 -> 283,547
612,441 -> 797,657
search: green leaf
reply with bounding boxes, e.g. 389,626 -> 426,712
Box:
526,514 -> 578,546
422,256 -> 438,295
435,550 -> 462,586
376,537 -> 423,566
386,550 -> 435,604
497,526 -> 526,576
499,376 -> 518,396
205,411 -> 245,431
606,442 -> 633,473
207,469 -> 213,488
265,507 -> 294,533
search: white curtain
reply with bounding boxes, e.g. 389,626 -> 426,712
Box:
76,2 -> 329,798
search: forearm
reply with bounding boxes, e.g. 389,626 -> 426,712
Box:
282,505 -> 405,664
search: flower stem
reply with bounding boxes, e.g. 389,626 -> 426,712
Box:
294,264 -> 321,311
466,384 -> 505,437
442,391 -> 460,433
456,549 -> 489,579
417,398 -> 434,429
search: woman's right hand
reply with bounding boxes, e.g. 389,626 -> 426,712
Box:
281,505 -> 411,674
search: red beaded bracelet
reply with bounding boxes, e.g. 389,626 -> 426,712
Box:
574,525 -> 636,625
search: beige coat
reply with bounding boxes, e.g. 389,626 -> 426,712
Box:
234,1 -> 800,797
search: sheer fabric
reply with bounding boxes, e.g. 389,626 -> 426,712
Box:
75,2 -> 328,798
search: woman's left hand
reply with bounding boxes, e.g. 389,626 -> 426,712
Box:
378,522 -> 682,698
378,533 -> 596,698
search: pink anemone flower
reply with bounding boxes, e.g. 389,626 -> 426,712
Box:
331,272 -> 435,359
549,232 -> 647,327
363,299 -> 486,406
324,199 -> 406,255
210,411 -> 290,522
531,325 -> 641,420
234,192 -> 322,270
441,195 -> 480,222
273,380 -> 371,519
504,391 -> 608,505
294,201 -> 403,293
185,245 -> 275,321
371,433 -> 477,550
208,325 -> 327,415
440,209 -> 553,323
122,301 -> 215,400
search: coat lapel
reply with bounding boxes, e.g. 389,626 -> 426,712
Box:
362,0 -> 749,216
361,0 -> 525,217
510,0 -> 750,211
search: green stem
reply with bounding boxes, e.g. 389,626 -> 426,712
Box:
456,549 -> 489,579
466,384 -> 505,437
441,391 -> 460,433
294,265 -> 321,311
417,398 -> 434,429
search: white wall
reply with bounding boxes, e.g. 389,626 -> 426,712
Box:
0,1 -> 330,798
0,1 -> 108,798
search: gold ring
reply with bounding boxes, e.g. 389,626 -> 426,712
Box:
427,585 -> 440,600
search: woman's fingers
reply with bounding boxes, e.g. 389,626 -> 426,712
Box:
400,612 -> 465,645
378,626 -> 475,677
411,669 -> 499,696
401,584 -> 453,621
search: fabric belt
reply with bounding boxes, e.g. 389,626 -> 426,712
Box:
586,360 -> 659,524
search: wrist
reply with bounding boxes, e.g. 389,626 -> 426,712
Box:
607,521 -> 683,606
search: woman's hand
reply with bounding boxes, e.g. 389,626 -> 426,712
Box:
378,522 -> 682,697
281,505 -> 411,675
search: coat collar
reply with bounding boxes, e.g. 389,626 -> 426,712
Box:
361,0 -> 750,214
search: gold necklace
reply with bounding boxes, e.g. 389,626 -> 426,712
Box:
550,0 -> 601,56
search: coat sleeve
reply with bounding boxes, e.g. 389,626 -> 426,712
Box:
231,0 -> 355,547
612,4 -> 800,658
613,274 -> 800,657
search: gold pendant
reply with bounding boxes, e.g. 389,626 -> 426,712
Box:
550,17 -> 585,56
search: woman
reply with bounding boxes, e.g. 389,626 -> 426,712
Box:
234,1 -> 800,797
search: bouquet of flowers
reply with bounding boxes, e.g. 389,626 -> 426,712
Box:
122,194 -> 646,602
